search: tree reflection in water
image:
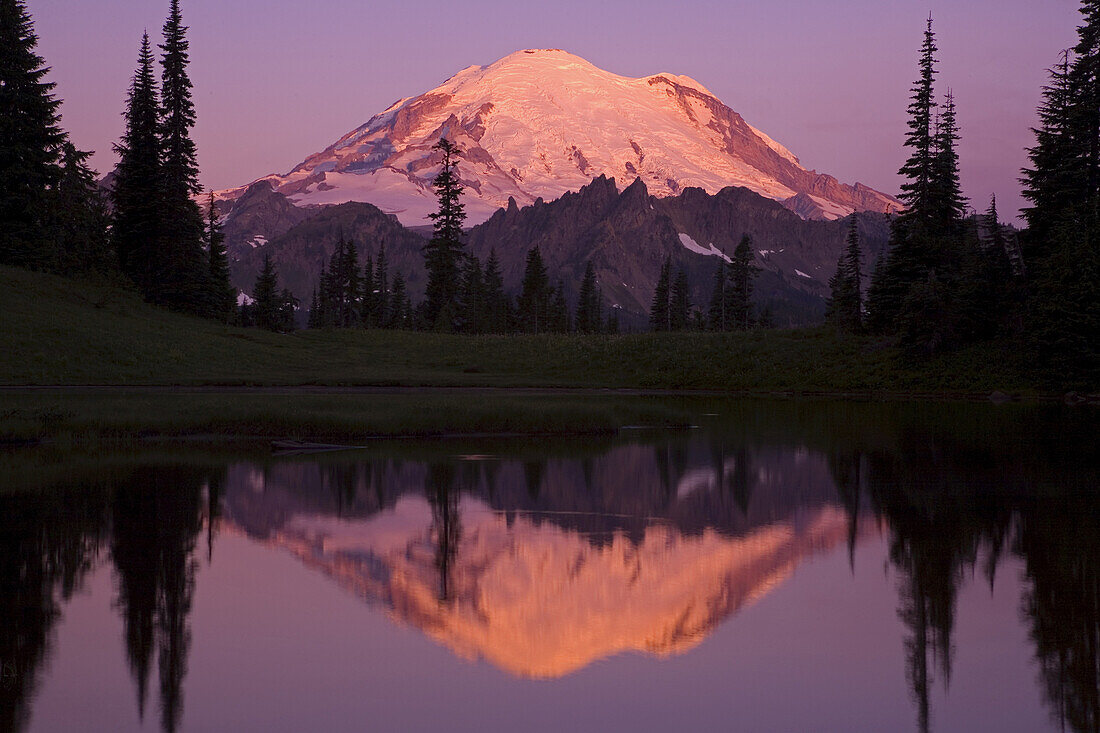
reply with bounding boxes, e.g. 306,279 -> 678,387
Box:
0,401 -> 1097,732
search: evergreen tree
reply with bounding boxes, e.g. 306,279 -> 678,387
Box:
670,266 -> 692,331
0,0 -> 65,268
549,283 -> 570,333
826,216 -> 864,332
204,192 -> 233,321
1021,51 -> 1078,260
867,16 -> 969,342
456,255 -> 485,333
277,287 -> 297,332
482,249 -> 510,334
707,260 -> 727,331
649,256 -> 672,331
251,254 -> 281,331
113,33 -> 162,295
307,289 -> 319,329
574,261 -> 600,333
51,142 -> 111,274
727,235 -> 759,331
389,273 -> 410,329
605,308 -> 620,335
517,246 -> 551,333
338,238 -> 360,327
1017,4 -> 1100,382
155,0 -> 207,314
314,259 -> 334,328
422,138 -> 466,329
360,253 -> 375,327
374,241 -> 389,326
930,90 -> 967,233
897,15 -> 940,228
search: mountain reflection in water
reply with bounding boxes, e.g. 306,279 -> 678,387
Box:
1,400 -> 1097,733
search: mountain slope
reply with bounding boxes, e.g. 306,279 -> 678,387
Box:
466,176 -> 892,325
219,49 -> 900,225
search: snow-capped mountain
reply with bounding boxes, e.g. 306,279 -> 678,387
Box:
220,49 -> 900,225
238,497 -> 852,678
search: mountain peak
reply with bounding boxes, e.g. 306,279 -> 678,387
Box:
221,50 -> 901,226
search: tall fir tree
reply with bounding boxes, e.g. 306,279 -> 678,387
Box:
112,33 -> 162,295
649,256 -> 672,331
482,249 -> 510,334
1021,51 -> 1078,260
517,246 -> 550,333
456,255 -> 485,333
707,260 -> 727,331
373,241 -> 389,326
359,252 -> 374,327
0,0 -> 65,268
389,272 -> 410,329
826,216 -> 864,332
670,266 -> 692,331
897,15 -> 940,228
204,192 -> 233,321
422,138 -> 466,330
156,0 -> 208,313
51,142 -> 112,274
251,254 -> 281,331
549,283 -> 570,333
575,260 -> 602,334
930,90 -> 967,233
727,235 -> 759,331
867,16 -> 966,340
1019,1 -> 1100,381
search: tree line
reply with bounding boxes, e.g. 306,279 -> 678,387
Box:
818,10 -> 1096,384
277,138 -> 619,334
3,0 -> 1097,382
1,0 -> 234,321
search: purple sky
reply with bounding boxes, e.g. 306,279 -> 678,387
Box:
28,0 -> 1082,222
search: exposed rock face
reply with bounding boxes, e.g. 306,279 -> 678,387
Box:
224,190 -> 427,304
466,175 -> 892,326
222,181 -> 310,249
222,171 -> 891,325
217,49 -> 901,226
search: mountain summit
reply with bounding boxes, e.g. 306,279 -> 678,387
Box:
222,49 -> 900,225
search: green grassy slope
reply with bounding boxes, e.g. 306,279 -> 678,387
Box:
0,265 -> 1032,393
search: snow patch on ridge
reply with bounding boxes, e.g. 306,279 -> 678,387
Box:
679,233 -> 731,263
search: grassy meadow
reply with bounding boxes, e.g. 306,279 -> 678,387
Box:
0,265 -> 1063,444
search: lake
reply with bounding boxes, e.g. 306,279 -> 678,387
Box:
2,399 -> 1097,732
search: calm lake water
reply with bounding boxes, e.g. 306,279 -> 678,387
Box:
2,399 -> 1098,733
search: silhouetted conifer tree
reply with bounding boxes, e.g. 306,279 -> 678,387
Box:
518,246 -> 551,333
155,0 -> 208,314
707,260 -> 727,331
549,282 -> 570,333
51,142 -> 112,274
482,249 -> 510,333
204,193 -> 233,321
826,216 -> 864,332
0,0 -> 65,268
575,260 -> 603,334
251,254 -> 283,331
670,266 -> 692,331
373,241 -> 388,326
113,33 -> 162,294
456,255 -> 485,333
649,256 -> 672,331
422,138 -> 466,330
728,235 -> 759,331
